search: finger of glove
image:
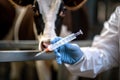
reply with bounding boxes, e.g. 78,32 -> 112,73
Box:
65,43 -> 80,51
50,37 -> 62,44
65,43 -> 83,58
54,49 -> 62,64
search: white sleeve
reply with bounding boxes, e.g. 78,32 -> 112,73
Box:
65,6 -> 119,78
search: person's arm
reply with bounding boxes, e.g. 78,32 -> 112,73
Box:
65,6 -> 119,78
51,6 -> 119,78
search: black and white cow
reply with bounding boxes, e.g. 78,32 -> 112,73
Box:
28,1 -> 88,80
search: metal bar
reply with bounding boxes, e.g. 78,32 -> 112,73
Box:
0,40 -> 92,62
0,40 -> 38,49
0,40 -> 92,49
0,50 -> 55,62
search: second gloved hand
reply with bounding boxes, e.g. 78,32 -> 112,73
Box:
51,37 -> 84,64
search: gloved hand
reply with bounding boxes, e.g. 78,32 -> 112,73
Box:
51,37 -> 84,64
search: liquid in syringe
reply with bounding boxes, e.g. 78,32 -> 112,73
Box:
35,29 -> 83,57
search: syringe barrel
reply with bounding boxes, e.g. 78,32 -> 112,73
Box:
47,29 -> 83,51
48,33 -> 77,51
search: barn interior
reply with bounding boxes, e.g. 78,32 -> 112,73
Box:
0,0 -> 119,80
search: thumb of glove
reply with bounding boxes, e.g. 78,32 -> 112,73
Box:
54,49 -> 62,64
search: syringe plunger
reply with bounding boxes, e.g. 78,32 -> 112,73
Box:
75,29 -> 83,36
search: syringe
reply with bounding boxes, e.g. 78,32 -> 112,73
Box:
35,29 -> 83,57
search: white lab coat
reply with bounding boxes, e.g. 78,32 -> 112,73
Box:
65,6 -> 120,78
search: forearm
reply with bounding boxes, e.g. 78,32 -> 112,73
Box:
65,47 -> 118,78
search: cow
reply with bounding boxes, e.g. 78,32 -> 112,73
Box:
0,0 -> 38,80
0,0 -> 88,80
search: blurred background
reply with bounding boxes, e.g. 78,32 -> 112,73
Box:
86,0 -> 120,40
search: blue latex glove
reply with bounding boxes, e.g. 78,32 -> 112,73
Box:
51,37 -> 84,64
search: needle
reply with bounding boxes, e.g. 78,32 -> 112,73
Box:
34,50 -> 46,57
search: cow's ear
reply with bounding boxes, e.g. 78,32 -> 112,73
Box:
63,0 -> 87,11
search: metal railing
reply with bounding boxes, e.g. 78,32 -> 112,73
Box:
0,40 -> 92,62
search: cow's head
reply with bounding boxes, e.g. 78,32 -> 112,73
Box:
9,0 -> 87,51
33,0 -> 64,50
34,0 -> 87,51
